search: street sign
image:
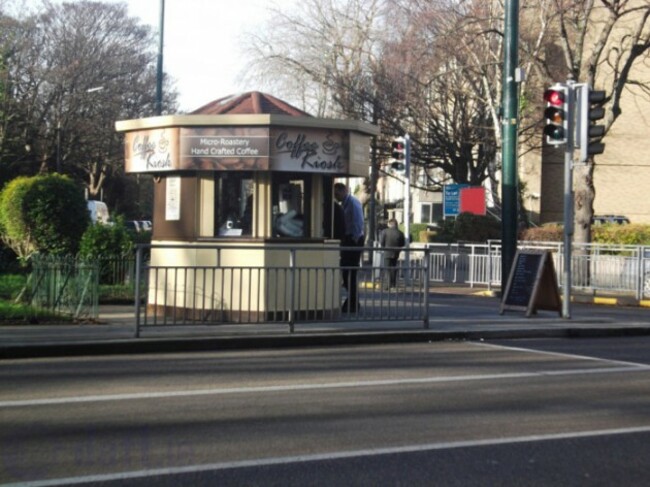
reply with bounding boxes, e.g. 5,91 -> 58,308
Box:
459,187 -> 486,215
443,184 -> 470,218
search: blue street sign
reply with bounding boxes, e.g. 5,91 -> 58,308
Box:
443,184 -> 470,218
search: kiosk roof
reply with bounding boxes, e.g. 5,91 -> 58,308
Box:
191,91 -> 312,117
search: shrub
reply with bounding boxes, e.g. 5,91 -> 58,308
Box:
520,224 -> 563,242
79,218 -> 134,284
25,175 -> 89,255
431,213 -> 501,243
0,274 -> 27,300
593,224 -> 650,245
454,213 -> 501,242
79,216 -> 133,259
433,219 -> 456,243
400,223 -> 429,243
0,176 -> 35,260
521,223 -> 650,245
0,174 -> 89,259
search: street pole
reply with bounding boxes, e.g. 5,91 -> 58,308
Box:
156,0 -> 165,116
404,134 -> 411,285
368,102 -> 379,255
562,80 -> 576,319
500,0 -> 520,292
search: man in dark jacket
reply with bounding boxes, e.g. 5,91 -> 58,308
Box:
379,218 -> 405,288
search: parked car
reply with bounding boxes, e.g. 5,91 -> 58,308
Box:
87,200 -> 110,224
125,220 -> 152,233
592,215 -> 630,225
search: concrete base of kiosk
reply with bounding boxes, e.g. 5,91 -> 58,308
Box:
146,241 -> 342,323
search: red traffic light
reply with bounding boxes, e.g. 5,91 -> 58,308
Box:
391,139 -> 406,160
543,84 -> 568,145
544,89 -> 565,106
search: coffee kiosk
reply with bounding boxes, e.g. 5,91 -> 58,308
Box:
115,92 -> 379,321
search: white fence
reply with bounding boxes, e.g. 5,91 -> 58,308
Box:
416,241 -> 650,299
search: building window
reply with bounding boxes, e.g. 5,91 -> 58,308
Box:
272,174 -> 310,238
421,203 -> 432,224
420,202 -> 442,225
215,172 -> 254,237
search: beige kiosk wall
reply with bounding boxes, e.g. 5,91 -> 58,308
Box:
117,115 -> 379,321
152,175 -> 198,240
147,241 -> 341,319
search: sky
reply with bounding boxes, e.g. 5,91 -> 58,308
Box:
114,0 -> 288,112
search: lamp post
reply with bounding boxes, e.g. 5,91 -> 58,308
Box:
156,0 -> 165,115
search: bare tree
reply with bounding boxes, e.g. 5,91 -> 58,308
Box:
382,0 -> 504,197
245,0 -> 517,202
542,0 -> 650,243
245,0 -> 650,239
0,0 -> 178,200
244,0 -> 390,120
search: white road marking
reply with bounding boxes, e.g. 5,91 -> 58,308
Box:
471,340 -> 650,368
1,364 -> 648,408
6,425 -> 650,487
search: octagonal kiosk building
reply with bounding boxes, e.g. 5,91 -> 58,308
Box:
115,92 -> 379,323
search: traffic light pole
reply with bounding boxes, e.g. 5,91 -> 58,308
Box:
404,134 -> 411,285
562,80 -> 575,319
500,0 -> 519,293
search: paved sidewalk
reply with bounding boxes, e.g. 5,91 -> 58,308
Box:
1,289 -> 649,359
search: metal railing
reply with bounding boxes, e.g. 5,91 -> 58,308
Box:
416,241 -> 650,300
134,243 -> 432,334
28,254 -> 100,320
96,255 -> 136,285
130,240 -> 650,334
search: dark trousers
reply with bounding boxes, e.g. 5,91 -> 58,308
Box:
341,237 -> 364,309
383,256 -> 399,288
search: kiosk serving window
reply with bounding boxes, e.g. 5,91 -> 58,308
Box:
272,174 -> 311,238
215,172 -> 254,237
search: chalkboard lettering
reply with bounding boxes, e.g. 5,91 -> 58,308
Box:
500,250 -> 561,317
504,252 -> 542,307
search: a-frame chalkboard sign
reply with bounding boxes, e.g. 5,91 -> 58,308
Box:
500,250 -> 561,317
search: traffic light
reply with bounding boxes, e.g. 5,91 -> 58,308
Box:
390,137 -> 406,171
577,86 -> 607,162
543,84 -> 569,145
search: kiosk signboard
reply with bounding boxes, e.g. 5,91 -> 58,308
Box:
180,127 -> 270,170
124,128 -> 179,173
271,128 -> 348,174
124,126 -> 351,175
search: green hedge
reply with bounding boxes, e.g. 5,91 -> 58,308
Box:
520,223 -> 650,245
430,213 -> 501,243
593,224 -> 650,245
79,216 -> 133,259
0,174 -> 89,259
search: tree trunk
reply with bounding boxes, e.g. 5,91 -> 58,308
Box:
573,162 -> 594,245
